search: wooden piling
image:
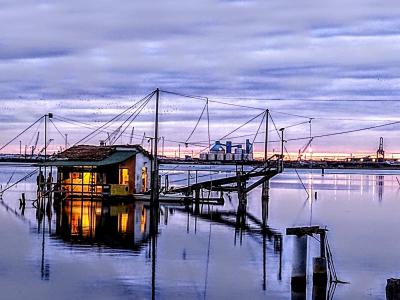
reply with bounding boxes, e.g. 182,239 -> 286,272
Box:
194,189 -> 200,215
313,257 -> 327,285
291,235 -> 308,287
387,278 -> 400,300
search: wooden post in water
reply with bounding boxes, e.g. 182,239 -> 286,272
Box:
194,188 -> 200,215
165,175 -> 169,192
386,278 -> 400,300
187,170 -> 190,192
291,235 -> 308,287
313,229 -> 327,285
287,226 -> 329,292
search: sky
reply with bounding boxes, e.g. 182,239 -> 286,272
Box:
1,0 -> 400,157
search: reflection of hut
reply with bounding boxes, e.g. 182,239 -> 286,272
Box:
43,145 -> 152,197
56,200 -> 151,250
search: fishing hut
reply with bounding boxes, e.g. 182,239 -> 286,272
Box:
41,144 -> 152,198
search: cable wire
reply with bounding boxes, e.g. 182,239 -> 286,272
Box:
0,116 -> 44,152
74,90 -> 155,145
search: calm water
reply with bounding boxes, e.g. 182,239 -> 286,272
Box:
0,165 -> 400,299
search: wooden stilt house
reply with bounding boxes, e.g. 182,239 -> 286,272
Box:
44,145 -> 152,197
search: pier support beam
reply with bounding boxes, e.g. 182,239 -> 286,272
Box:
313,229 -> 327,284
291,235 -> 308,288
287,225 -> 329,296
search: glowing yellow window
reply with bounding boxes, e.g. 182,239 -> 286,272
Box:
119,168 -> 129,185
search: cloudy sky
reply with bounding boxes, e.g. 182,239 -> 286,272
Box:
1,0 -> 400,156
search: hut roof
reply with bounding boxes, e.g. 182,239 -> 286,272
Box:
58,145 -> 114,161
40,144 -> 151,167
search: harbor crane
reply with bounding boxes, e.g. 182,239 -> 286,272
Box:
377,137 -> 385,162
297,138 -> 313,161
37,139 -> 54,156
30,132 -> 40,156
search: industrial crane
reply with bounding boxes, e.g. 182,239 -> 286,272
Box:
376,137 -> 385,162
37,139 -> 54,156
297,138 -> 313,161
30,132 -> 40,156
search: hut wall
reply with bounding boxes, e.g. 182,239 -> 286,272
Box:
135,153 -> 151,193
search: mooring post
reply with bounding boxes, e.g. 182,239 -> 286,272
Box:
319,230 -> 326,258
386,278 -> 400,300
194,188 -> 200,215
20,192 -> 26,210
313,229 -> 328,285
261,180 -> 269,226
292,235 -> 308,287
312,283 -> 327,300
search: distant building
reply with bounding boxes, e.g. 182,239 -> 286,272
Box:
43,145 -> 152,197
200,139 -> 253,161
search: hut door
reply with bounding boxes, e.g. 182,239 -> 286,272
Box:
141,166 -> 148,192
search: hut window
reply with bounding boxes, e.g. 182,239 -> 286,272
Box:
119,168 -> 129,185
71,172 -> 82,180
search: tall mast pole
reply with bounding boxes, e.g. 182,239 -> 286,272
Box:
152,89 -> 160,203
264,109 -> 269,162
44,113 -> 53,178
44,114 -> 47,179
279,128 -> 284,171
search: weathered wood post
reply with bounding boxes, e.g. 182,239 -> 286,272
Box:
312,283 -> 327,300
194,188 -> 200,215
313,229 -> 327,285
165,175 -> 169,192
21,193 -> 26,207
386,278 -> 400,300
287,226 -> 329,298
292,235 -> 308,287
261,180 -> 269,226
286,227 -> 318,288
287,227 -> 308,300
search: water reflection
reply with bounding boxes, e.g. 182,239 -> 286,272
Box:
55,199 -> 151,251
3,166 -> 368,299
376,175 -> 384,202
